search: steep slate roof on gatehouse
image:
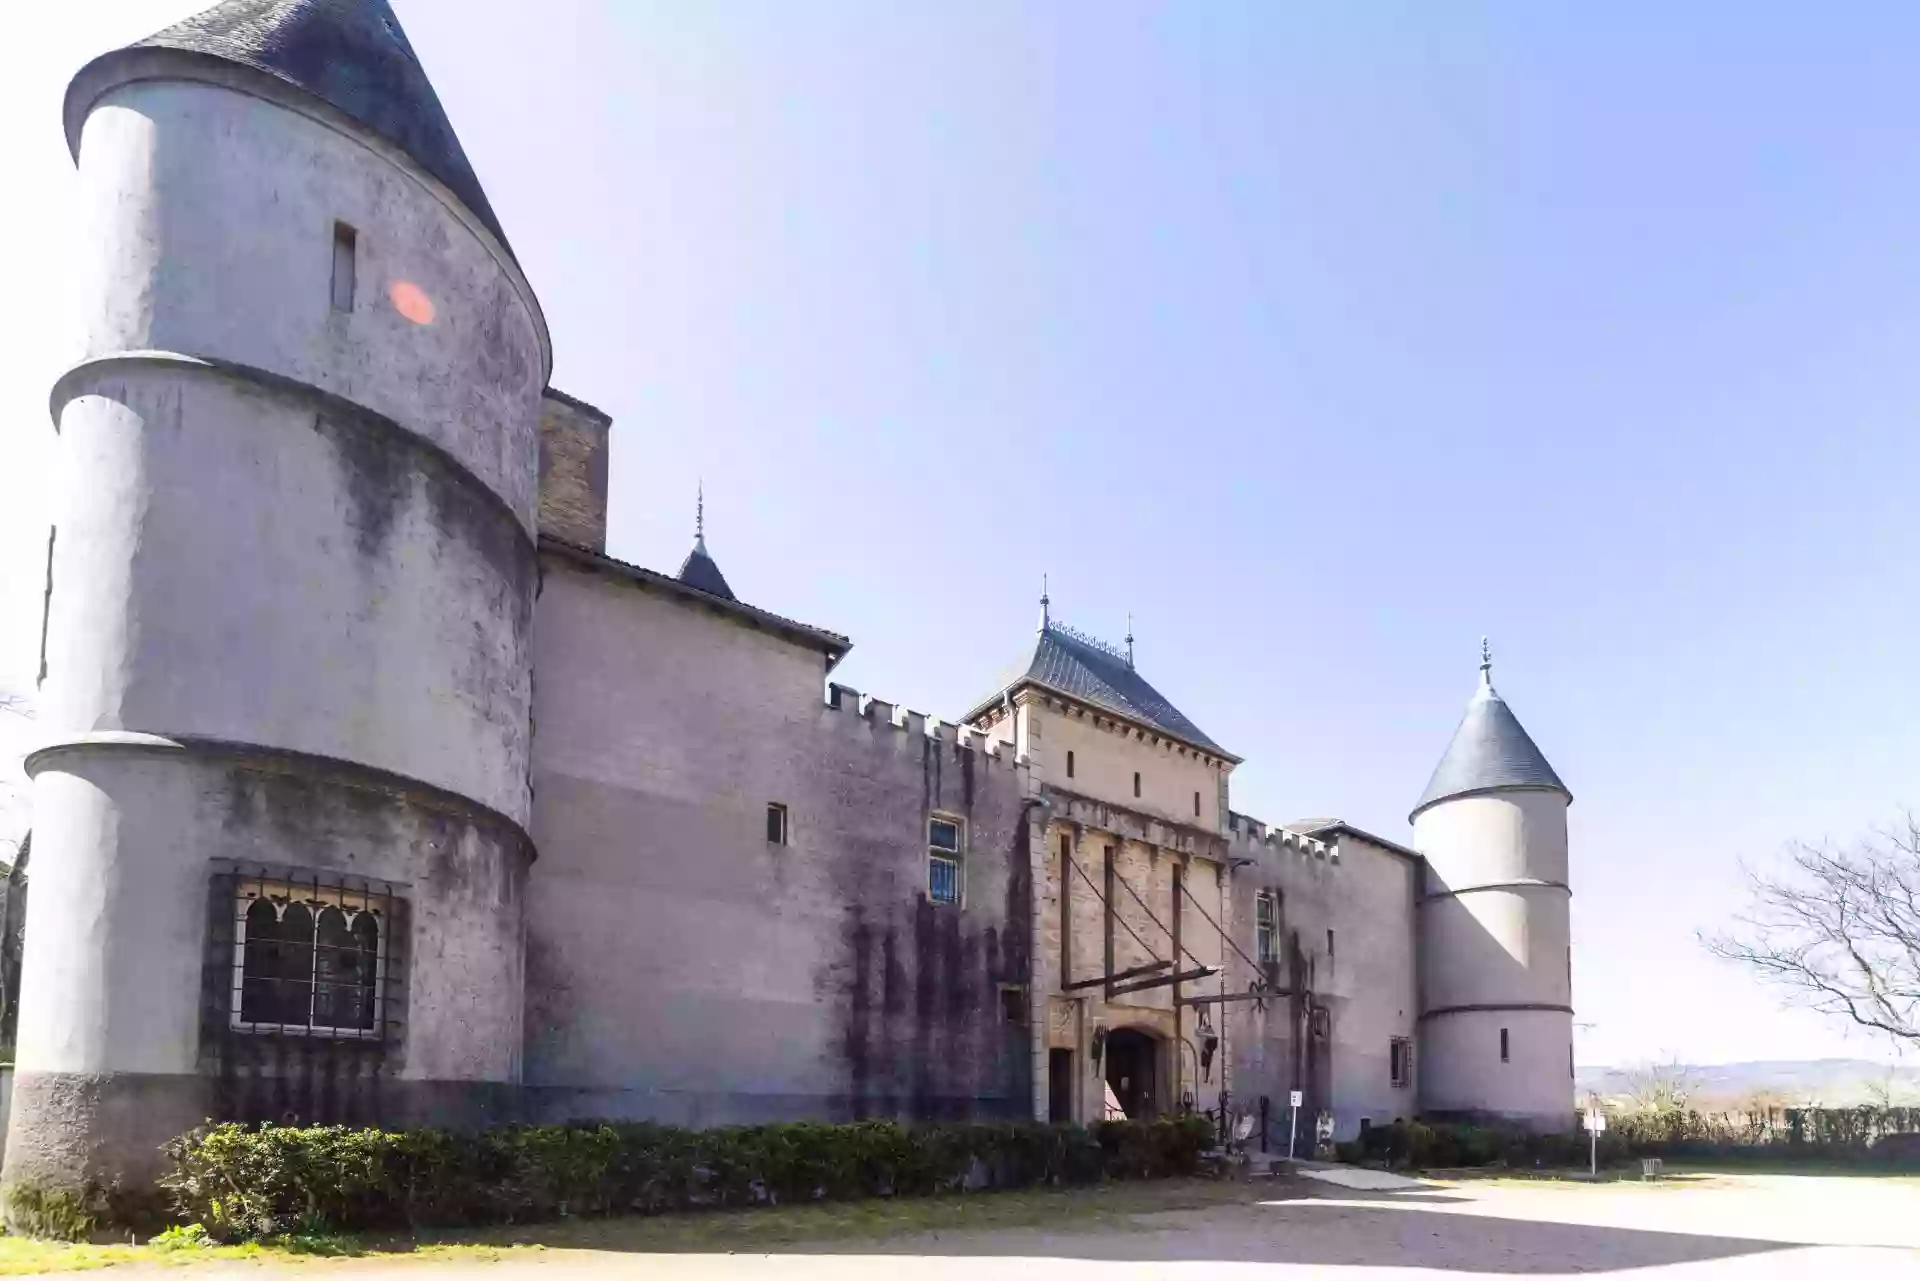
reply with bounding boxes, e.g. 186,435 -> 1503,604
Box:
967,620 -> 1234,759
1411,667 -> 1569,820
65,0 -> 511,252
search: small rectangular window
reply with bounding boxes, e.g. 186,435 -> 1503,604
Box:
1133,771 -> 1141,798
1500,1027 -> 1510,1063
330,222 -> 357,312
1255,892 -> 1275,965
766,802 -> 788,845
1390,1036 -> 1413,1088
1000,986 -> 1025,1025
1193,790 -> 1201,817
929,815 -> 963,905
1066,749 -> 1075,779
1327,928 -> 1336,960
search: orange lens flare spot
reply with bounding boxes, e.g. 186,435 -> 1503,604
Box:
389,280 -> 435,325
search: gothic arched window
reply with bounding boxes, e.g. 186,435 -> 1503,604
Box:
231,880 -> 387,1036
312,905 -> 379,1032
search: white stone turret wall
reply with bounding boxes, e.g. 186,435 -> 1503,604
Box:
7,71 -> 547,1195
1413,789 -> 1574,1129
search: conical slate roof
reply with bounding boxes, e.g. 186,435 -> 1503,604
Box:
66,0 -> 509,250
1412,662 -> 1569,820
966,620 -> 1233,759
676,536 -> 735,601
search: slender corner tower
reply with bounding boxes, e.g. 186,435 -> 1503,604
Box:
8,0 -> 549,1197
1412,643 -> 1573,1130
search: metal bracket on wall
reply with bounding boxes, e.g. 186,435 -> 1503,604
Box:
1108,964 -> 1218,998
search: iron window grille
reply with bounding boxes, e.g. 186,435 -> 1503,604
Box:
928,815 -> 964,905
1390,1036 -> 1413,1088
228,872 -> 396,1039
1254,892 -> 1275,965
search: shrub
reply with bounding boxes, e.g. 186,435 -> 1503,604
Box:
1592,1103 -> 1920,1169
148,1222 -> 215,1251
161,1115 -> 1216,1240
1347,1120 -> 1616,1172
1334,1105 -> 1920,1174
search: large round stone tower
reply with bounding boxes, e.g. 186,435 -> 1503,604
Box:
7,0 -> 548,1195
1412,644 -> 1573,1130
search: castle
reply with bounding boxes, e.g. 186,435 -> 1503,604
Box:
4,0 -> 1577,1196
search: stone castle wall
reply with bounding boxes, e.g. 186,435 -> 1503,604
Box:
524,554 -> 1033,1124
1223,816 -> 1421,1142
536,390 -> 611,552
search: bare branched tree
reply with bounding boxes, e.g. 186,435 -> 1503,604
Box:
1863,1070 -> 1914,1110
1705,815 -> 1920,1047
1619,1055 -> 1697,1112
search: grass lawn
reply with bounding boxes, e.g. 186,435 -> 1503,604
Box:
0,1177 -> 1267,1275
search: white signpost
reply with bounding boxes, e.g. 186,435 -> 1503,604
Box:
1583,1108 -> 1607,1177
1288,1089 -> 1303,1160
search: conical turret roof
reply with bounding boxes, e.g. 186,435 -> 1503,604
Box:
1411,647 -> 1569,820
66,0 -> 509,251
676,537 -> 735,601
675,488 -> 735,601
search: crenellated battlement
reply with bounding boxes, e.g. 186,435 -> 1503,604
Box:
1226,810 -> 1337,863
824,683 -> 1025,766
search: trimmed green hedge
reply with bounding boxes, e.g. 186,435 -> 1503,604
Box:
1343,1120 -> 1595,1170
161,1116 -> 1216,1239
1337,1109 -> 1920,1172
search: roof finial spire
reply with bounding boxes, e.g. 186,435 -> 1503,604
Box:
1126,612 -> 1135,669
695,482 -> 707,554
1479,635 -> 1493,689
1038,574 -> 1050,635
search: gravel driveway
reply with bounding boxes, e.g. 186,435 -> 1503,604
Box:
88,1171 -> 1920,1279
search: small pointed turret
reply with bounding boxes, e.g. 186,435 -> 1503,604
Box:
676,484 -> 736,600
1411,640 -> 1575,1130
1411,639 -> 1568,820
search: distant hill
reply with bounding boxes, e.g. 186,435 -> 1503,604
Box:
1577,1059 -> 1920,1107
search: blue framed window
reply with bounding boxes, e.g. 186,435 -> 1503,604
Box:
928,815 -> 963,905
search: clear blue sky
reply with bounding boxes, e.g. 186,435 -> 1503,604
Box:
5,1 -> 1920,1068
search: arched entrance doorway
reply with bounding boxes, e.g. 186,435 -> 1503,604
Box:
1104,1027 -> 1160,1120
